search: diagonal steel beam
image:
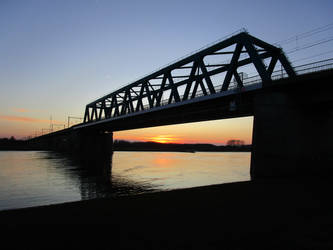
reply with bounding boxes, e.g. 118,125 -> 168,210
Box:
278,53 -> 297,77
155,74 -> 167,106
167,71 -> 180,103
221,43 -> 244,91
267,55 -> 279,77
242,39 -> 271,85
233,70 -> 244,88
199,59 -> 216,94
183,62 -> 198,100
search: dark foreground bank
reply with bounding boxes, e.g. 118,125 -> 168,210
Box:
1,178 -> 332,249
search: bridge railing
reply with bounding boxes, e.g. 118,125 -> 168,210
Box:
292,58 -> 333,75
240,58 -> 333,86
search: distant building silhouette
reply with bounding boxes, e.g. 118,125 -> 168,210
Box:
226,139 -> 245,146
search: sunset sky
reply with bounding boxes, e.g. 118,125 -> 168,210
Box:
1,0 -> 332,144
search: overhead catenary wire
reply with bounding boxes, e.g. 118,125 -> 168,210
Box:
290,49 -> 333,63
212,23 -> 333,67
285,36 -> 333,54
215,23 -> 333,71
274,22 -> 333,46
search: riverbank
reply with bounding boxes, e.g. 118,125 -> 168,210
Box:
1,177 -> 332,249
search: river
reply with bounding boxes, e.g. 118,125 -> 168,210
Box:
0,151 -> 250,211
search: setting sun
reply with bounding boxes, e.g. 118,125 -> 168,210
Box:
113,117 -> 254,145
149,135 -> 180,144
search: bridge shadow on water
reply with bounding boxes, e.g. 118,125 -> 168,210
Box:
43,151 -> 157,200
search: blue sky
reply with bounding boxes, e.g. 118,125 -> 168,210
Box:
0,0 -> 332,139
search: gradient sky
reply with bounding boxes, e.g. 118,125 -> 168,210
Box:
1,0 -> 332,144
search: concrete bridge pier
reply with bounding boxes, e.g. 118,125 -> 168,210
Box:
69,130 -> 113,169
250,91 -> 333,179
30,130 -> 114,171
61,130 -> 113,173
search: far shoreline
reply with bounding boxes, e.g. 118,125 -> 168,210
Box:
0,139 -> 252,152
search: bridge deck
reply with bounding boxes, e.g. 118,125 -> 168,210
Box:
75,68 -> 333,132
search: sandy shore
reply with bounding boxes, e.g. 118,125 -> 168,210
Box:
1,177 -> 333,249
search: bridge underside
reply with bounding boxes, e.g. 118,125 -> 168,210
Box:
79,70 -> 333,179
29,70 -> 333,179
78,87 -> 256,133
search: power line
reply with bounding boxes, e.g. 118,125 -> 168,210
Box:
274,22 -> 333,46
286,36 -> 333,54
291,50 -> 333,63
215,25 -> 333,66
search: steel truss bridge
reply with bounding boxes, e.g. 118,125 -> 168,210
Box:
82,32 -> 296,126
31,31 -> 333,179
75,31 -> 333,133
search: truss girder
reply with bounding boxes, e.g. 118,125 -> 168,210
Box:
83,32 -> 296,123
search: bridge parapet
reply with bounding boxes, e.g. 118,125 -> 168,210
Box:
84,32 -> 296,123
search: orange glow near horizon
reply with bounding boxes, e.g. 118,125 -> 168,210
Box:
0,114 -> 253,144
113,116 -> 254,145
148,135 -> 180,144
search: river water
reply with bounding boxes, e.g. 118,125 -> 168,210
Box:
0,151 -> 250,211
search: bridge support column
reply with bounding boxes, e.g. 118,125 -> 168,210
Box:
43,130 -> 113,170
70,131 -> 113,168
251,92 -> 333,179
28,130 -> 113,170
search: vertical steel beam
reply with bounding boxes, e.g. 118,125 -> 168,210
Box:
93,107 -> 98,121
105,107 -> 111,119
143,81 -> 154,108
127,90 -> 134,113
98,100 -> 106,120
84,107 -> 90,123
120,91 -> 128,115
112,96 -> 120,117
155,74 -> 167,106
135,83 -> 145,112
89,107 -> 94,121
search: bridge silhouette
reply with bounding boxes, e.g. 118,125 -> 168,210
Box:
80,32 -> 295,129
30,31 -> 333,179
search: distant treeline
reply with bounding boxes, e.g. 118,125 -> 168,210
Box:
0,137 -> 29,150
0,137 -> 251,152
113,140 -> 251,152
